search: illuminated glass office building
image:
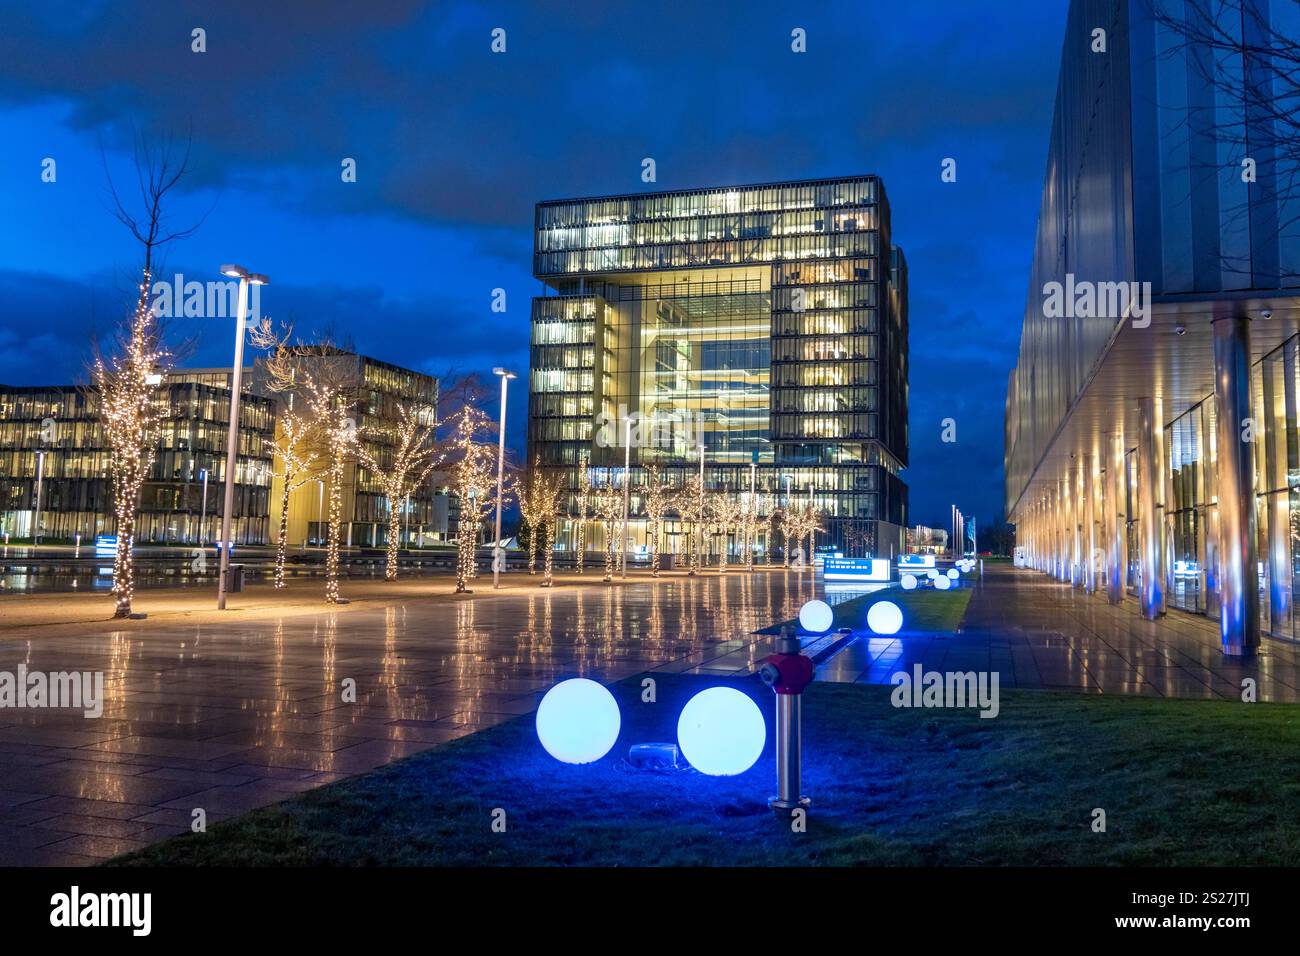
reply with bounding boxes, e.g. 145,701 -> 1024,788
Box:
529,175 -> 909,558
1005,0 -> 1300,654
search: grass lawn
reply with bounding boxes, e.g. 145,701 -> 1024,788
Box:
109,672 -> 1300,867
761,584 -> 972,636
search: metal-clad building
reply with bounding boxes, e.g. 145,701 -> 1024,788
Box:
1006,0 -> 1300,653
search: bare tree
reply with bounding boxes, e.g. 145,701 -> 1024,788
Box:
518,459 -> 564,583
593,479 -> 621,583
255,324 -> 362,603
574,456 -> 592,574
707,488 -> 744,574
93,138 -> 204,618
681,473 -> 706,576
1148,0 -> 1300,264
267,405 -> 319,588
440,377 -> 498,593
354,402 -> 440,581
641,465 -> 672,577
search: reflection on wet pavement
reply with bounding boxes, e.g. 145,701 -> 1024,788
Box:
0,571 -> 821,865
3,565 -> 1298,866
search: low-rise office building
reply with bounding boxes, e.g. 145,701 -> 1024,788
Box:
0,371 -> 274,544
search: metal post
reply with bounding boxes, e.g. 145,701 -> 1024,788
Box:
217,277 -> 249,610
1136,397 -> 1164,619
492,370 -> 510,589
33,450 -> 44,553
1107,433 -> 1126,604
1213,316 -> 1260,655
621,416 -> 630,580
1082,456 -> 1095,592
200,468 -> 209,545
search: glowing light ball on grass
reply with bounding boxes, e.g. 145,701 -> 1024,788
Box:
947,568 -> 960,580
866,600 -> 903,635
798,599 -> 834,633
935,575 -> 952,590
536,678 -> 621,764
926,569 -> 939,580
900,573 -> 918,591
677,687 -> 766,776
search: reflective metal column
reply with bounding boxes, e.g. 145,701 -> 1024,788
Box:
1212,315 -> 1259,655
1106,431 -> 1126,604
1137,397 -> 1164,619
1198,401 -> 1220,617
1083,455 -> 1097,593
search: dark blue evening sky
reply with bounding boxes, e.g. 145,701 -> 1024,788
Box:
0,0 -> 1068,529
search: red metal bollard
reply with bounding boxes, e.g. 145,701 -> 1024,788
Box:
759,627 -> 814,812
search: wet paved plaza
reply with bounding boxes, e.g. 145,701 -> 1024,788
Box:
1,565 -> 1298,865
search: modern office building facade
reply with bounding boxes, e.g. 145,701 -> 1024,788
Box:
258,350 -> 447,550
1005,0 -> 1300,654
0,351 -> 448,551
0,370 -> 275,545
528,175 -> 909,557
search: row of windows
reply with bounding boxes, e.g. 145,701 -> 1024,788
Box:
772,362 -> 876,387
536,206 -> 878,253
773,388 -> 877,414
771,336 -> 877,363
772,309 -> 878,336
536,179 -> 878,230
771,284 -> 878,311
535,233 -> 879,276
772,258 -> 877,285
532,320 -> 596,346
769,412 -> 878,440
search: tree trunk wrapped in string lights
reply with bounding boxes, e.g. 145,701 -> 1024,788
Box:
94,139 -> 200,618
707,488 -> 744,574
353,402 -> 440,581
251,322 -> 363,604
593,480 -> 621,583
517,461 -> 563,587
641,465 -> 671,577
517,457 -> 554,576
574,457 -> 591,574
682,473 -> 706,575
270,409 -> 319,588
94,269 -> 169,618
441,379 -> 498,594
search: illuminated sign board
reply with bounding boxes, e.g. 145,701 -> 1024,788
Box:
898,554 -> 936,569
94,535 -> 118,557
823,557 -> 891,582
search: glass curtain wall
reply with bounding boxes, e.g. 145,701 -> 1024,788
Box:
1164,401 -> 1211,613
1254,335 -> 1300,640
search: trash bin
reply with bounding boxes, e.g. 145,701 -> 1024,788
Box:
226,564 -> 245,593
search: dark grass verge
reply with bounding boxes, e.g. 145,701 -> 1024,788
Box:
760,585 -> 972,636
107,672 -> 1300,867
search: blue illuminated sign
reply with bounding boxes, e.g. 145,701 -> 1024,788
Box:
823,557 -> 891,582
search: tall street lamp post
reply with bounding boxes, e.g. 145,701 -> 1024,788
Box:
492,367 -> 516,589
216,264 -> 268,610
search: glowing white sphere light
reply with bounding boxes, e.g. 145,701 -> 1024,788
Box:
535,678 -> 621,764
867,600 -> 904,635
935,575 -> 952,590
677,687 -> 766,776
926,569 -> 939,580
798,599 -> 834,633
947,568 -> 960,580
900,573 -> 918,591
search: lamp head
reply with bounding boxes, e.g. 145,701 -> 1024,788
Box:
248,273 -> 270,286
220,264 -> 247,279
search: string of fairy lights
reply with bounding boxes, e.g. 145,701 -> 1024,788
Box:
93,271 -> 168,619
